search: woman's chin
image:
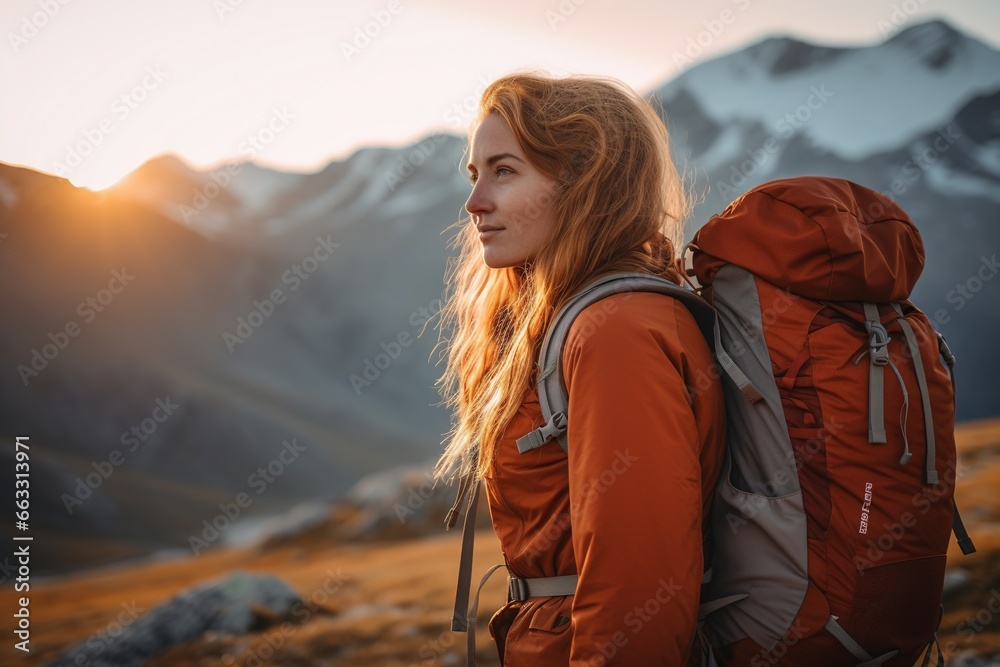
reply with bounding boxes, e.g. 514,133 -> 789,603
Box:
483,250 -> 524,269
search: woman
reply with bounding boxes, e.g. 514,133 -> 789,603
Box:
432,72 -> 727,666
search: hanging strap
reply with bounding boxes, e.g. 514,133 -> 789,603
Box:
695,592 -> 748,667
889,303 -> 938,484
886,357 -> 913,465
446,470 -> 580,666
863,302 -> 890,444
952,498 -> 977,555
917,605 -> 945,667
449,470 -> 481,632
920,633 -> 944,666
713,312 -> 763,404
447,471 -> 506,667
886,305 -> 977,552
695,624 -> 720,667
463,563 -> 506,667
936,331 -> 956,380
697,593 -> 749,620
445,469 -> 475,530
855,304 -> 913,465
933,331 -> 976,555
824,616 -> 899,666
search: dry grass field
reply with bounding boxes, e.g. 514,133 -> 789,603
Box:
5,419 -> 1000,667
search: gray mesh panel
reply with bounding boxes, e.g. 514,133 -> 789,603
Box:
703,265 -> 810,650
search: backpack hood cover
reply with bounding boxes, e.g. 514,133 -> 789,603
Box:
690,176 -> 925,302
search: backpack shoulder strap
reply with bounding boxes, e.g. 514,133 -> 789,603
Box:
515,272 -> 716,455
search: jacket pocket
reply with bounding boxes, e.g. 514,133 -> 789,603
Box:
488,601 -> 522,665
503,597 -> 573,666
527,596 -> 573,634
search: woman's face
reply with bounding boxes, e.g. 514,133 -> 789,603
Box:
465,113 -> 559,269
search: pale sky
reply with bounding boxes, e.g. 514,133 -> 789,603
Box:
2,0 -> 998,189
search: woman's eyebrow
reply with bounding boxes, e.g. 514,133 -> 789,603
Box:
467,153 -> 526,171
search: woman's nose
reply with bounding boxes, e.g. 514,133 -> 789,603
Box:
465,182 -> 492,217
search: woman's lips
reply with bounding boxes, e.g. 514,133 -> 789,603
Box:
479,229 -> 502,240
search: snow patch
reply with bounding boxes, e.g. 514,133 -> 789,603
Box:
344,461 -> 437,506
660,27 -> 1000,161
219,501 -> 333,547
925,160 -> 1000,202
973,142 -> 1000,176
227,163 -> 302,215
265,149 -> 392,235
692,124 -> 746,172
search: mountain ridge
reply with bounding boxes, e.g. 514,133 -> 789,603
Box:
1,17 -> 996,575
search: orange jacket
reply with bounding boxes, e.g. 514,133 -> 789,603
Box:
484,290 -> 727,666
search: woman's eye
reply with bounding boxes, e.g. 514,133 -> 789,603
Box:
468,166 -> 513,185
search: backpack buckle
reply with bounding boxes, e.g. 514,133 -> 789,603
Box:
515,411 -> 568,454
508,576 -> 529,602
936,332 -> 956,368
865,321 -> 890,366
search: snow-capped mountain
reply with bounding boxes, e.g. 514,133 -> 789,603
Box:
659,20 -> 1000,162
2,18 -> 997,574
652,20 -> 1000,427
117,135 -> 468,246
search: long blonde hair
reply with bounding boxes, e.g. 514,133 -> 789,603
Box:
431,71 -> 691,483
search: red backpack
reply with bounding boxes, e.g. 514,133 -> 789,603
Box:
447,176 -> 975,667
687,176 -> 975,666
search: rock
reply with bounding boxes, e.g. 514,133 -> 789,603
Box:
952,653 -> 1000,667
330,460 -> 490,541
943,567 -> 971,594
47,571 -> 302,667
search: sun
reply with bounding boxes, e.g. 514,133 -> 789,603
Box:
62,164 -> 135,192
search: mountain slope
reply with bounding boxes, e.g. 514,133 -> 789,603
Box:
2,18 -> 997,575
